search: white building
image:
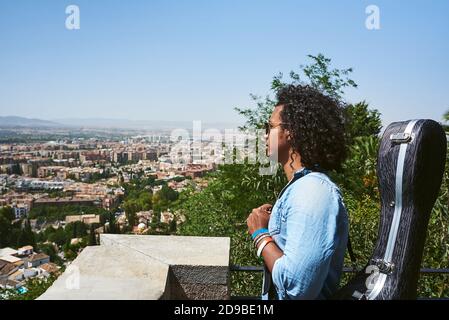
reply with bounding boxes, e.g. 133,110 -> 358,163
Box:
26,253 -> 50,268
17,245 -> 33,256
0,255 -> 22,266
0,247 -> 18,257
8,269 -> 24,282
24,268 -> 38,279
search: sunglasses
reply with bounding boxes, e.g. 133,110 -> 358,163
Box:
264,122 -> 288,135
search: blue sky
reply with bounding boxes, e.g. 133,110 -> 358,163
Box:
0,0 -> 448,127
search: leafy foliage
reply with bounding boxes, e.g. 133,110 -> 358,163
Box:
344,101 -> 382,144
336,135 -> 381,199
28,204 -> 108,223
0,209 -> 36,248
0,273 -> 61,300
299,54 -> 358,101
235,53 -> 358,130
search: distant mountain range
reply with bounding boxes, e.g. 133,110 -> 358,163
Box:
0,116 -> 241,130
0,116 -> 61,128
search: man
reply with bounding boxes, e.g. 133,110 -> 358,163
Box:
246,84 -> 349,300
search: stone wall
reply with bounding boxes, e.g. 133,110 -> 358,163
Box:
38,234 -> 230,300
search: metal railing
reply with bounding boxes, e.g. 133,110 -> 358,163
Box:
230,265 -> 449,300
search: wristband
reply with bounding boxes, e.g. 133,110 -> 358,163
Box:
251,228 -> 269,240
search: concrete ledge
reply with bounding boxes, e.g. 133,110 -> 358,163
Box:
38,234 -> 231,300
99,234 -> 230,266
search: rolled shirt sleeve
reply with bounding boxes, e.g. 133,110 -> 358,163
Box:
271,176 -> 343,300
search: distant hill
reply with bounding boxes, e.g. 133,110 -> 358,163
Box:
0,116 -> 62,128
53,118 -> 241,130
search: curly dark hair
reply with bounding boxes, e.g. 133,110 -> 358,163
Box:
276,84 -> 347,172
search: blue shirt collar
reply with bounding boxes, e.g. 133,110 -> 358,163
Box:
293,167 -> 311,178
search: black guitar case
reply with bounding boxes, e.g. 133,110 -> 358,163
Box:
333,119 -> 446,300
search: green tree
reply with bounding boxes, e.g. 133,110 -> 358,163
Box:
299,54 -> 357,100
151,185 -> 178,213
169,219 -> 177,233
17,219 -> 35,248
0,214 -> 12,247
123,200 -> 138,227
235,53 -> 358,130
159,185 -> 178,202
67,221 -> 88,238
0,206 -> 15,221
88,224 -> 97,246
105,212 -> 119,234
47,228 -> 67,247
336,135 -> 381,199
442,109 -> 449,133
344,101 -> 382,143
37,242 -> 63,266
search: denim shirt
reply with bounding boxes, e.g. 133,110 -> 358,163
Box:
266,168 -> 349,300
